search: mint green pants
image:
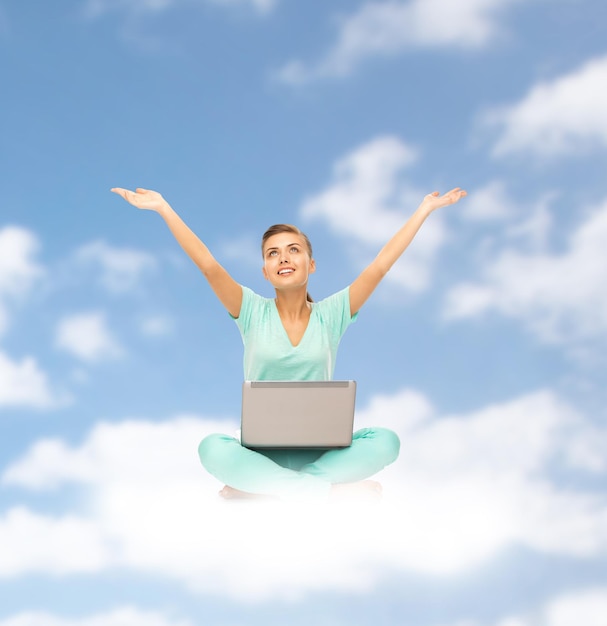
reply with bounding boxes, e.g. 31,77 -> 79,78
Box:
198,427 -> 400,500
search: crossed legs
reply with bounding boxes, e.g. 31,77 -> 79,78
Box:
198,427 -> 400,501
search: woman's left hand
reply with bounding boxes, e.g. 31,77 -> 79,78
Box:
422,187 -> 467,212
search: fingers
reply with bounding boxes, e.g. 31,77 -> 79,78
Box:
110,187 -> 149,196
110,187 -> 145,206
443,187 -> 467,201
423,187 -> 467,208
447,187 -> 466,197
110,187 -> 152,203
450,189 -> 467,201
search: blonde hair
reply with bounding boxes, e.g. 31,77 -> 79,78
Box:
261,224 -> 314,302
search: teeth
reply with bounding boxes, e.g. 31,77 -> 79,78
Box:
279,269 -> 293,275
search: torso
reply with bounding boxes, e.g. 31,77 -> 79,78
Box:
275,303 -> 312,347
236,286 -> 354,382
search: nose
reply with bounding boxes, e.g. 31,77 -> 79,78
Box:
279,250 -> 290,263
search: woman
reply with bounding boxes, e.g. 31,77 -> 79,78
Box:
111,186 -> 467,501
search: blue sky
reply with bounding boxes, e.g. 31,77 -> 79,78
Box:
1,0 -> 607,624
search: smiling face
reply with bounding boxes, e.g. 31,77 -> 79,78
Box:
261,228 -> 315,292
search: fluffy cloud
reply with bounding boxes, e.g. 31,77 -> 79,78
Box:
0,352 -> 61,409
0,607 -> 193,626
540,588 -> 607,626
0,226 -> 65,409
0,227 -> 41,295
458,180 -> 518,222
74,240 -> 156,294
0,507 -> 111,576
300,136 -> 447,293
277,0 -> 523,84
0,226 -> 44,336
484,54 -> 607,157
55,312 -> 124,362
356,388 -> 607,563
443,195 -> 607,345
445,586 -> 607,626
2,387 -> 606,600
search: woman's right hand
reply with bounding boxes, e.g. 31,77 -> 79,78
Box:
111,187 -> 169,213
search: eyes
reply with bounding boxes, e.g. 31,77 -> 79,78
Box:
267,246 -> 301,258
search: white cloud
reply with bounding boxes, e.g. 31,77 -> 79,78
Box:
1,387 -> 606,600
0,228 -> 64,409
459,180 -> 517,222
0,351 -> 61,409
503,196 -> 554,251
300,136 -> 447,293
460,182 -> 556,254
439,587 -> 607,626
485,54 -> 607,157
276,0 -> 523,84
443,196 -> 607,345
0,507 -> 111,576
0,607 -> 193,626
55,312 -> 124,362
1,417 -> 212,490
75,240 -> 156,294
543,587 -> 607,626
0,226 -> 44,336
357,388 -> 607,562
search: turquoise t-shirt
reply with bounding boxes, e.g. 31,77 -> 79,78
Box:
233,286 -> 357,381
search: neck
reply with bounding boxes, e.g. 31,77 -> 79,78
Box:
274,288 -> 310,318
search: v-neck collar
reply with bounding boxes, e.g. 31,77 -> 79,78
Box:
272,300 -> 314,348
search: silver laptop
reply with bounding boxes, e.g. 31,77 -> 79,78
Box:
241,380 -> 356,449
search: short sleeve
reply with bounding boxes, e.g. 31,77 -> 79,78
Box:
314,286 -> 358,344
230,285 -> 256,336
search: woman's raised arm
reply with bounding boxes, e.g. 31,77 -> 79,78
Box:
111,187 -> 242,318
348,188 -> 467,316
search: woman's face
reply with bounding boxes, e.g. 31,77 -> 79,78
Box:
261,232 -> 315,289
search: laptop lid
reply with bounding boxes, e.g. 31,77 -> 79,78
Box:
241,380 -> 356,449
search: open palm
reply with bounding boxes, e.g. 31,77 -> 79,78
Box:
111,187 -> 167,212
423,187 -> 467,211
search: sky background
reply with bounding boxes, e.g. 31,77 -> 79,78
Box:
1,0 -> 607,624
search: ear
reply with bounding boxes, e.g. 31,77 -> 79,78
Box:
309,258 -> 316,274
262,265 -> 269,280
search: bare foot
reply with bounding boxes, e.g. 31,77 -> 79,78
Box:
329,480 -> 383,503
219,485 -> 278,501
